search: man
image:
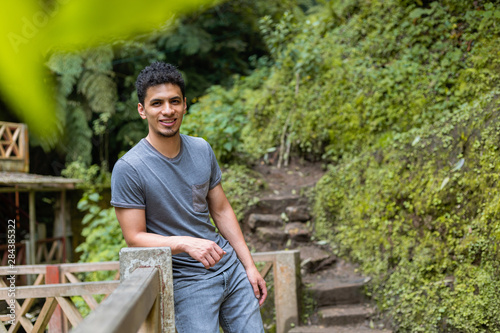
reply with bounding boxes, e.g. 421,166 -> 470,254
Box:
110,61 -> 267,332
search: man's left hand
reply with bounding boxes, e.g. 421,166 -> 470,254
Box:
246,267 -> 267,306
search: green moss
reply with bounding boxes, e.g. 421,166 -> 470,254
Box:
314,90 -> 500,331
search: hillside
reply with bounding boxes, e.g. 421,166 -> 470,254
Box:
184,1 -> 500,331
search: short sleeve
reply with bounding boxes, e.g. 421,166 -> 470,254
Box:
110,159 -> 146,209
207,142 -> 222,189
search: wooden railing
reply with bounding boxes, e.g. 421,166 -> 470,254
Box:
0,249 -> 300,333
0,261 -> 119,332
251,251 -> 301,333
73,266 -> 161,333
73,248 -> 174,333
36,237 -> 66,265
1,237 -> 66,269
0,243 -> 26,267
0,122 -> 29,173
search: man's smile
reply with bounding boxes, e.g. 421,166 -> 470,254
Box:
160,119 -> 176,126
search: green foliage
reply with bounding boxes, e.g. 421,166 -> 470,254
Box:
47,46 -> 118,166
70,189 -> 124,317
63,161 -> 118,277
188,0 -> 500,330
154,0 -> 300,98
191,0 -> 500,162
35,0 -> 297,173
220,164 -> 266,221
313,91 -> 500,331
75,191 -> 125,278
307,3 -> 500,329
61,159 -> 111,192
183,62 -> 272,162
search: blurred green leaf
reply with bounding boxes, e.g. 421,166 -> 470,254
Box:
0,0 -> 220,147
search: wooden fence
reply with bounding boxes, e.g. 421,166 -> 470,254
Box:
0,261 -> 119,332
1,237 -> 67,268
0,249 -> 300,333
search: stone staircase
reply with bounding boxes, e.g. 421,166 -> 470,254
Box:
243,190 -> 391,333
293,267 -> 391,333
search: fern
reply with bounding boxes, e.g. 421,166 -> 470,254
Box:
77,72 -> 117,114
64,105 -> 93,164
46,53 -> 84,97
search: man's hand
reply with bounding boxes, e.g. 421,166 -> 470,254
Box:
184,238 -> 226,269
246,266 -> 267,306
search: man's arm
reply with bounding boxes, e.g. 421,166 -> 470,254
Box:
115,208 -> 226,269
207,183 -> 268,306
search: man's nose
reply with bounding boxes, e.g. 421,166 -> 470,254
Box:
162,103 -> 175,116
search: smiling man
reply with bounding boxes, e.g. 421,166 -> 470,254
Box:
110,62 -> 266,333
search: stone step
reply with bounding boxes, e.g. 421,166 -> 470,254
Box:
255,227 -> 287,244
319,304 -> 373,326
249,195 -> 307,215
299,245 -> 336,274
309,280 -> 366,307
285,205 -> 311,222
248,213 -> 283,230
289,325 -> 392,333
285,222 -> 311,243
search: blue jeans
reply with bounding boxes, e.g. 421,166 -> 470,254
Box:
173,260 -> 264,333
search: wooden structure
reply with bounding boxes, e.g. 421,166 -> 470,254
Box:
0,122 -> 29,173
0,249 -> 301,333
0,261 -> 119,333
74,248 -> 174,333
0,173 -> 81,266
0,121 -> 82,266
1,237 -> 65,269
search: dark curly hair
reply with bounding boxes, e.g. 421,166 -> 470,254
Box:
135,62 -> 186,105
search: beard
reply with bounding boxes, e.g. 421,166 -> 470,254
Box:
154,127 -> 179,138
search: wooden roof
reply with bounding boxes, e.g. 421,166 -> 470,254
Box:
0,172 -> 82,192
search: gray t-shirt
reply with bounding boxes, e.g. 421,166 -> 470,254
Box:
110,134 -> 237,280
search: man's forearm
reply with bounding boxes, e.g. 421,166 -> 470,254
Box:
125,232 -> 191,255
127,232 -> 227,269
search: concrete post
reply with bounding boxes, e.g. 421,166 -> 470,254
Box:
273,250 -> 301,333
119,247 -> 175,333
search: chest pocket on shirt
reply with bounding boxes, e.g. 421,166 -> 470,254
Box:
192,180 -> 210,212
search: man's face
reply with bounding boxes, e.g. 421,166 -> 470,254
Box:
138,83 -> 187,139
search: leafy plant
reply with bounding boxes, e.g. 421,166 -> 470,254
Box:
75,191 -> 125,278
220,164 -> 266,221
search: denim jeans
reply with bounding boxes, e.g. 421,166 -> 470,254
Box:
173,260 -> 264,333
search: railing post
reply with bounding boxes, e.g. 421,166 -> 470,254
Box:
46,265 -> 65,333
119,247 -> 175,333
273,250 -> 300,333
